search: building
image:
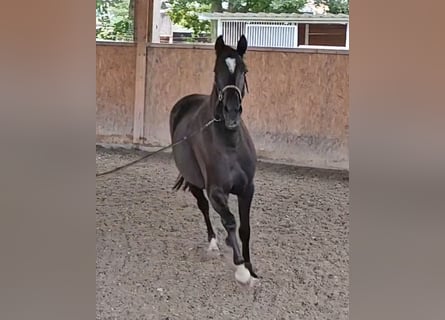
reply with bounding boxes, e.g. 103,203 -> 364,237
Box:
198,12 -> 349,50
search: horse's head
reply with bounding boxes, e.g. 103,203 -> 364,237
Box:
213,35 -> 248,130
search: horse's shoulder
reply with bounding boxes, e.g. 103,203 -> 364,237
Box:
170,94 -> 209,134
176,93 -> 208,105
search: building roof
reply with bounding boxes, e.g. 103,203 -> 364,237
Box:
198,12 -> 349,24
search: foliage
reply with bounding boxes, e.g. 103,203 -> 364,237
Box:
94,0 -> 348,42
167,1 -> 213,40
314,0 -> 349,14
166,0 -> 307,39
222,0 -> 307,13
269,0 -> 308,13
96,0 -> 134,41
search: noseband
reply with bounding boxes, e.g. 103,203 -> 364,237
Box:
215,71 -> 249,102
217,84 -> 243,102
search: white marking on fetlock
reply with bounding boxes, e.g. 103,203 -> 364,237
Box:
208,238 -> 219,251
225,57 -> 236,74
235,264 -> 251,284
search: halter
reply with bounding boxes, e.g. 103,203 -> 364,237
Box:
217,84 -> 243,102
215,71 -> 249,102
214,74 -> 248,122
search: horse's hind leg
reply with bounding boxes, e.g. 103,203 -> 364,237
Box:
188,185 -> 218,251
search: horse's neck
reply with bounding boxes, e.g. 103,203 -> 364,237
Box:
210,86 -> 219,108
211,123 -> 240,149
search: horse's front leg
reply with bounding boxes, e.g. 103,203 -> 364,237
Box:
238,183 -> 258,278
208,186 -> 251,284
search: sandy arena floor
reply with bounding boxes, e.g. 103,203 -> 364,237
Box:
96,146 -> 349,320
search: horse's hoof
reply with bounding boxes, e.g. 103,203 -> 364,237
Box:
234,264 -> 251,284
207,238 -> 219,252
248,276 -> 260,288
249,270 -> 259,278
245,262 -> 259,278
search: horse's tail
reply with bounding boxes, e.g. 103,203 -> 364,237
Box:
172,174 -> 190,191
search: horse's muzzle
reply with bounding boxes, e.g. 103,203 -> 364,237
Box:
225,119 -> 240,130
223,105 -> 242,130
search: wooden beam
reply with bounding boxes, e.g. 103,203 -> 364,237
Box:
151,0 -> 161,43
294,23 -> 299,48
133,0 -> 150,144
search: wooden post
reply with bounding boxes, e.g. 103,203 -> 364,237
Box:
151,0 -> 161,43
133,0 -> 151,144
293,23 -> 299,48
305,24 -> 309,45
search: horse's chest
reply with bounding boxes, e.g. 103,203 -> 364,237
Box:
225,161 -> 253,194
228,165 -> 247,185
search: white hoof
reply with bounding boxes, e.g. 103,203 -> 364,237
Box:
207,238 -> 219,252
234,264 -> 251,284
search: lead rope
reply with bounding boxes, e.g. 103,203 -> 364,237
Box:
96,118 -> 220,177
97,79 -> 249,178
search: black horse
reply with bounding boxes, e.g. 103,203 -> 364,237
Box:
169,35 -> 258,284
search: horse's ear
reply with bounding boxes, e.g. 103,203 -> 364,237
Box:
237,35 -> 247,57
215,35 -> 225,54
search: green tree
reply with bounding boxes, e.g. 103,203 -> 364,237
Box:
167,0 -> 213,40
224,0 -> 306,13
96,0 -> 134,41
166,0 -> 307,40
314,0 -> 349,14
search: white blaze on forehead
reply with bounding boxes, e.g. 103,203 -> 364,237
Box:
225,57 -> 236,74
